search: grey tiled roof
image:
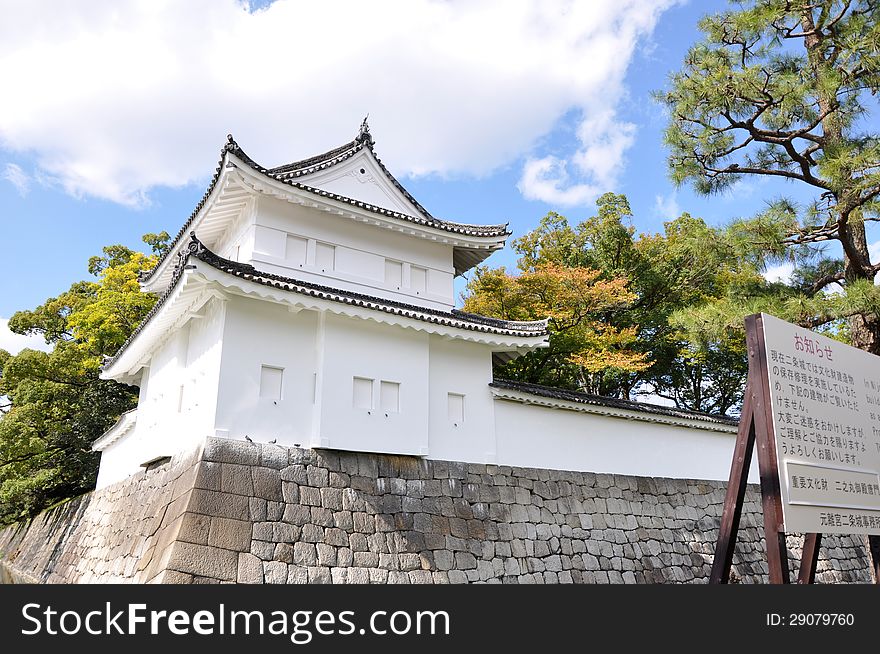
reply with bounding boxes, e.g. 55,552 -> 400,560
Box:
107,236 -> 548,372
140,126 -> 508,285
490,379 -> 739,426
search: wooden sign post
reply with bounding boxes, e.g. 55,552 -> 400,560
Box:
711,313 -> 880,584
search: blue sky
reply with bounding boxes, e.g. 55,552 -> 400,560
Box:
1,0 -> 873,353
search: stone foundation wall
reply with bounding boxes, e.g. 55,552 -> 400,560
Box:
0,446 -> 202,583
0,437 -> 874,584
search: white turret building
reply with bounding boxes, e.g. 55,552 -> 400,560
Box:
94,121 -> 745,490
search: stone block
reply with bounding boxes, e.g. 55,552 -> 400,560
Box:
369,569 -> 389,583
237,553 -> 263,584
282,504 -> 311,526
357,454 -> 378,478
194,462 -> 222,491
207,517 -> 252,552
166,542 -> 238,582
299,486 -> 322,507
398,553 -> 421,571
281,465 -> 309,484
447,570 -> 468,584
387,571 -> 410,584
337,452 -> 360,476
267,501 -> 284,521
320,487 -> 344,511
338,547 -> 353,567
324,528 -> 350,547
348,568 -> 371,584
353,512 -> 374,534
307,466 -> 329,487
293,542 -> 317,566
178,513 -> 210,545
329,472 -> 350,488
188,489 -> 249,521
160,570 -> 194,584
251,540 -> 275,561
353,551 -> 379,567
203,438 -> 260,466
249,497 -> 267,522
288,448 -> 317,466
274,522 -> 300,543
455,552 -> 477,570
274,542 -> 295,564
317,543 -> 337,567
264,560 -> 288,584
287,566 -> 308,584
260,445 -> 288,470
331,568 -> 348,584
301,524 -> 324,543
308,566 -> 332,584
332,511 -> 354,531
310,507 -> 335,527
252,467 -> 283,502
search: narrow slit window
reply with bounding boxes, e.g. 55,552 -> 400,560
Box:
177,385 -> 185,413
448,393 -> 465,423
353,376 -> 373,410
380,381 -> 400,413
260,365 -> 284,400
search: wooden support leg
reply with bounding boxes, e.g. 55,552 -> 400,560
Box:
710,409 -> 756,584
869,535 -> 880,585
797,533 -> 821,584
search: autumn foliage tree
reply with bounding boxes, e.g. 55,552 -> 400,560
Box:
0,233 -> 167,524
465,193 -> 760,414
464,262 -> 647,392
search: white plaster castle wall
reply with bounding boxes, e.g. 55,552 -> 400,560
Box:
96,298 -> 226,489
426,336 -> 498,463
318,314 -> 430,455
214,295 -> 318,446
248,195 -> 455,310
97,293 -> 755,488
492,399 -> 757,483
95,419 -> 146,489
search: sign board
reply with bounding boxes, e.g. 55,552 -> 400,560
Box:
760,313 -> 880,535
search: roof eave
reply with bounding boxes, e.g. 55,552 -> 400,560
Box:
106,248 -> 549,378
92,409 -> 138,452
489,385 -> 739,434
140,151 -> 236,293
231,154 -> 509,243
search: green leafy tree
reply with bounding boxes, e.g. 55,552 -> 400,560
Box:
466,193 -> 759,414
658,0 -> 880,351
0,234 -> 165,524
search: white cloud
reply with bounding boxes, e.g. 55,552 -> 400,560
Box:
762,262 -> 794,284
653,190 -> 680,219
0,0 -> 675,207
1,163 -> 29,196
0,317 -> 52,355
518,156 -> 604,207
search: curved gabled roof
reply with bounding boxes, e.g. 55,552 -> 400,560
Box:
140,121 -> 509,286
268,118 -> 439,224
